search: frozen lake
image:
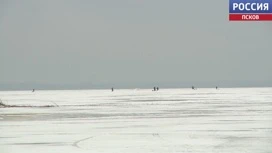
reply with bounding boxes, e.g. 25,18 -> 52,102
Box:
0,88 -> 272,153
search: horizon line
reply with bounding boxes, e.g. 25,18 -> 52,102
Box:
0,86 -> 272,92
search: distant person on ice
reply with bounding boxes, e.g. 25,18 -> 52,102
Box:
111,88 -> 114,92
32,89 -> 35,92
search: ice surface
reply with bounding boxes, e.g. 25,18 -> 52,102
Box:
0,88 -> 272,153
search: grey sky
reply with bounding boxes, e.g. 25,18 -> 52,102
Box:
0,0 -> 271,90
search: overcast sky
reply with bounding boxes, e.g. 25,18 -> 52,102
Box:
0,0 -> 271,90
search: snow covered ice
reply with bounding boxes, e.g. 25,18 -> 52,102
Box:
0,88 -> 272,153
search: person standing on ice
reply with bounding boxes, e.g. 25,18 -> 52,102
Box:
111,87 -> 114,92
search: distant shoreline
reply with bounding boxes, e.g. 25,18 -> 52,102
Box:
0,87 -> 272,92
